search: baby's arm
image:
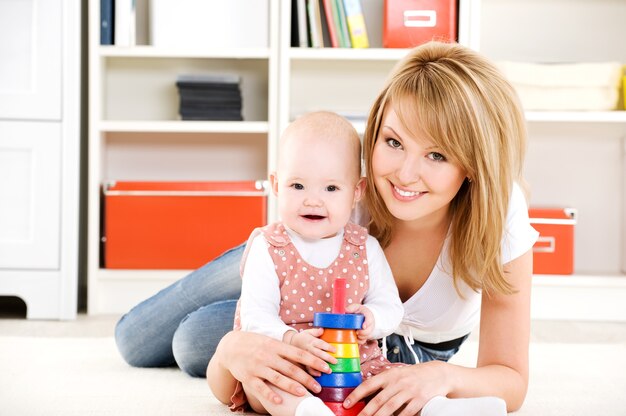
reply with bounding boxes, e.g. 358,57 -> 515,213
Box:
359,236 -> 404,339
239,235 -> 294,340
345,303 -> 375,343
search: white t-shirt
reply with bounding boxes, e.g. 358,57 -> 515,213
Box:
239,226 -> 404,342
354,183 -> 539,344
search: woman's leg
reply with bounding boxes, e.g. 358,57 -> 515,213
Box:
171,299 -> 238,377
114,244 -> 244,369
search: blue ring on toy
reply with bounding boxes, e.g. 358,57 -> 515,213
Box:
313,312 -> 364,330
315,371 -> 363,388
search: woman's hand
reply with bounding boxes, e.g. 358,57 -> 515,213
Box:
208,331 -> 330,405
343,361 -> 450,416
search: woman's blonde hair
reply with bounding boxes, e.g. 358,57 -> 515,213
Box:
363,41 -> 528,295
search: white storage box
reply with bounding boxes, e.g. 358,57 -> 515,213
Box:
150,0 -> 269,49
497,61 -> 623,111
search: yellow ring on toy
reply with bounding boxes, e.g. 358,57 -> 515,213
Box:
329,342 -> 360,358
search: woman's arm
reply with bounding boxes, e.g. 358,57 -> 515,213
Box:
207,330 -> 329,405
451,247 -> 532,410
344,249 -> 533,415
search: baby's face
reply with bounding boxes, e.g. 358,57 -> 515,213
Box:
274,134 -> 361,240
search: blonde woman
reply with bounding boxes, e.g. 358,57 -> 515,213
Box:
117,41 -> 538,415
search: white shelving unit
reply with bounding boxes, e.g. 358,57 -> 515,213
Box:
276,0 -> 626,322
87,0 -> 279,314
88,0 -> 626,320
481,0 -> 626,321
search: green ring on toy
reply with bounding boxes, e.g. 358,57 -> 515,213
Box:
314,312 -> 364,329
315,371 -> 363,388
329,357 -> 361,373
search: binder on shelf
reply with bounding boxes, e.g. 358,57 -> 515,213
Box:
100,0 -> 114,45
342,0 -> 369,48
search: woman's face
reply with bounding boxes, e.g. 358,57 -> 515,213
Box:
371,106 -> 467,225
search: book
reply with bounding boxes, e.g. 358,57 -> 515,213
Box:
333,0 -> 351,47
291,0 -> 300,47
100,0 -> 114,45
306,0 -> 324,47
114,0 -> 134,46
321,0 -> 338,47
342,0 -> 369,48
296,0 -> 309,47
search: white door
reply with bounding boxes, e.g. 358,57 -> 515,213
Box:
0,0 -> 62,120
0,121 -> 61,269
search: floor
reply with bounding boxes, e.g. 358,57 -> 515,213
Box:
2,300 -> 626,416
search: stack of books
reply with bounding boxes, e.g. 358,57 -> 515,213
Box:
292,0 -> 369,48
175,74 -> 243,121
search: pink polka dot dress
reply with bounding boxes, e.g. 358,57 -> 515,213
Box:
234,222 -> 404,378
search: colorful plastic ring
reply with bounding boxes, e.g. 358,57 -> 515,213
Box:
314,312 -> 364,330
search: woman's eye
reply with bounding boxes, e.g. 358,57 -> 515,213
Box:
429,152 -> 446,162
292,183 -> 304,190
385,138 -> 402,149
326,185 -> 338,192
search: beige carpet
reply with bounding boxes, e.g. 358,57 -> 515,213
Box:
1,334 -> 625,415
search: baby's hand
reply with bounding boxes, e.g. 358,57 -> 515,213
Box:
283,328 -> 337,376
345,304 -> 374,344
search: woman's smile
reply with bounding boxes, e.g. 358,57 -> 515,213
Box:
392,183 -> 424,201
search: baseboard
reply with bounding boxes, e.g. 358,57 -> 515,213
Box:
87,271 -> 626,321
531,274 -> 626,321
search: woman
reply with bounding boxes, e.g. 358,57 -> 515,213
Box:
117,42 -> 538,414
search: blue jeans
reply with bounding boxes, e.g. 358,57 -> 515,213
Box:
382,333 -> 469,364
114,243 -> 245,377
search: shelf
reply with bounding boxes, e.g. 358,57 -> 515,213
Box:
525,111 -> 626,124
533,274 -> 626,287
98,120 -> 269,134
99,45 -> 271,59
288,47 -> 410,61
347,112 -> 626,135
98,269 -> 192,281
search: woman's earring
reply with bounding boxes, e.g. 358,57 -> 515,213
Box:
467,177 -> 472,183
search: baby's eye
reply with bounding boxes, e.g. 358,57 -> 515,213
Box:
385,138 -> 402,149
291,183 -> 304,190
428,152 -> 446,162
326,185 -> 338,192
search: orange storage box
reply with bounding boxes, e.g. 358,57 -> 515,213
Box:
103,181 -> 268,269
383,0 -> 457,48
529,207 -> 577,275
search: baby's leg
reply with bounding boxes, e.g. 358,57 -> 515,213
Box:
243,383 -> 334,416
